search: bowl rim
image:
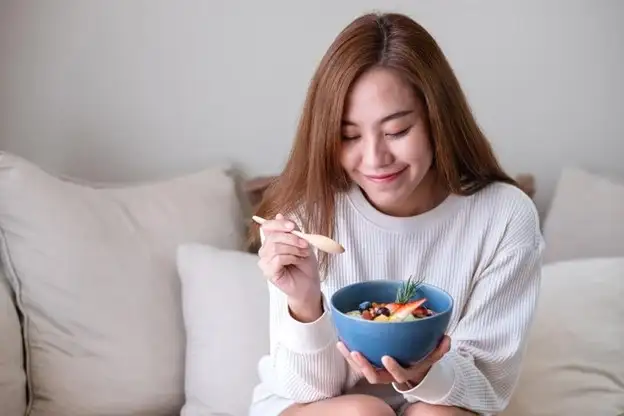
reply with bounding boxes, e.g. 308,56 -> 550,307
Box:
329,280 -> 454,325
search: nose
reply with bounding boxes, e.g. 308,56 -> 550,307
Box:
362,135 -> 393,169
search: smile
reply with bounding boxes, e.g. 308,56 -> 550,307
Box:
362,168 -> 407,183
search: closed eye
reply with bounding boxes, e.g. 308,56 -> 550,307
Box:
386,126 -> 411,139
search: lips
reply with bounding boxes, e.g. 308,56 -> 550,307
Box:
363,167 -> 407,183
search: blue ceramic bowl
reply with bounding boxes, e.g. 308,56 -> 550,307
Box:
330,280 -> 453,368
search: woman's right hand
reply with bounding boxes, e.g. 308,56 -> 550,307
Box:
257,213 -> 323,322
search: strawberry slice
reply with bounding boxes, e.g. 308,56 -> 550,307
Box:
389,299 -> 427,321
383,303 -> 402,315
412,306 -> 428,317
361,310 -> 373,320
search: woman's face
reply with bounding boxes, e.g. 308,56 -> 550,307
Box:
340,67 -> 435,216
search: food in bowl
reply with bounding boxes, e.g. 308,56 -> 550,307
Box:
329,277 -> 453,368
346,275 -> 435,322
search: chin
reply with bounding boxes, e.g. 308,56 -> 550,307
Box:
359,184 -> 414,210
351,166 -> 434,213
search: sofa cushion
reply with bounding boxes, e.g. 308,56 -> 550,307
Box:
542,167 -> 624,263
502,256 -> 624,416
176,244 -> 269,416
0,152 -> 246,415
0,271 -> 27,416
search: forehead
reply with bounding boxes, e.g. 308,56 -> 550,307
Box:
343,67 -> 417,123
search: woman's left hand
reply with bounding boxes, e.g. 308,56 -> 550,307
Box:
336,335 -> 451,388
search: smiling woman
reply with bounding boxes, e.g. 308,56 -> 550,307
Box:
248,11 -> 544,416
339,66 -> 444,218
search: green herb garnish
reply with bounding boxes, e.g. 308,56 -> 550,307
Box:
395,274 -> 424,304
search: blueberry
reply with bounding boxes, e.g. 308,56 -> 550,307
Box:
376,307 -> 390,317
358,301 -> 372,311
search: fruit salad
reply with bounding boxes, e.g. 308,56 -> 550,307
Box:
346,275 -> 435,322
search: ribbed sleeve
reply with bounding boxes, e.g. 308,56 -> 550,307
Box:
265,284 -> 361,402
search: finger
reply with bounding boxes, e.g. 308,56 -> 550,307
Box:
257,258 -> 284,280
336,341 -> 351,360
258,230 -> 309,260
275,213 -> 302,231
268,254 -> 303,273
425,335 -> 451,365
351,351 -> 385,384
260,221 -> 295,234
381,356 -> 410,383
259,241 -> 309,262
258,254 -> 303,278
260,214 -> 297,233
336,342 -> 362,372
264,232 -> 309,251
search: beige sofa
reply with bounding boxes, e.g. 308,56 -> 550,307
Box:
0,152 -> 622,416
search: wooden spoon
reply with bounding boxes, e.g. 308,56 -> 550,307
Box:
251,215 -> 345,254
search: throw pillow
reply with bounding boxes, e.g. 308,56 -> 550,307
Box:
502,256 -> 624,416
0,271 -> 27,416
177,244 -> 270,416
0,152 -> 246,415
542,167 -> 624,263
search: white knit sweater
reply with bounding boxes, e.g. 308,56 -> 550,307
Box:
251,182 -> 544,415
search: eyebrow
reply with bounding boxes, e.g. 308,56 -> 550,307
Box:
342,110 -> 414,126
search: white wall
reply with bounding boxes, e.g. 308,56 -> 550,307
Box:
0,0 -> 622,214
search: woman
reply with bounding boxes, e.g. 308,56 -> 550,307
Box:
249,11 -> 543,416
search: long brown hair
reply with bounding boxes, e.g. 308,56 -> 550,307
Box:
250,12 -> 517,273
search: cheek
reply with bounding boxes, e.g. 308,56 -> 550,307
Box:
398,131 -> 432,165
339,143 -> 359,171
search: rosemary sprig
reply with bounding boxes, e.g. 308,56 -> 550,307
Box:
395,274 -> 424,304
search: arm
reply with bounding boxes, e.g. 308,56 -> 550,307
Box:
264,284 -> 361,403
393,242 -> 544,414
259,221 -> 361,403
